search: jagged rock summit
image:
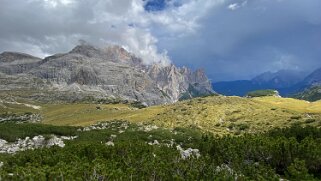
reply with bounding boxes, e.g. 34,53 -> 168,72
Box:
0,44 -> 214,105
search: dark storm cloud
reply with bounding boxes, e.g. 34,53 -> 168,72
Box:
159,0 -> 321,81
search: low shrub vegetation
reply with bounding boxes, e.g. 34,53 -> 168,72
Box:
0,122 -> 320,180
0,123 -> 78,142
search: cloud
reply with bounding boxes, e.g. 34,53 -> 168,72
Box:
227,3 -> 240,10
0,0 -> 223,65
0,0 -> 227,65
158,0 -> 321,81
0,0 -> 171,64
0,0 -> 321,81
227,1 -> 247,11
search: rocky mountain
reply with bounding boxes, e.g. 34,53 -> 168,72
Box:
301,68 -> 321,86
213,70 -> 307,96
288,68 -> 321,101
252,70 -> 306,89
146,64 -> 213,101
0,44 -> 214,105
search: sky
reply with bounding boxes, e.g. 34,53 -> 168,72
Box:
0,0 -> 321,81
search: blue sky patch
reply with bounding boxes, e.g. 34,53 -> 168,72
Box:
144,0 -> 167,12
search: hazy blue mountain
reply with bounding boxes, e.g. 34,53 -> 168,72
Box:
252,70 -> 306,88
301,68 -> 321,86
213,80 -> 260,96
213,69 -> 308,96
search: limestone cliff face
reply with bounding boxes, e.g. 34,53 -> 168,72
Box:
0,44 -> 214,105
146,64 -> 213,102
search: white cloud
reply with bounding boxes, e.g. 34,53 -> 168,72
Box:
227,3 -> 240,10
42,0 -> 75,8
227,0 -> 248,11
0,0 -> 166,64
0,0 -> 227,65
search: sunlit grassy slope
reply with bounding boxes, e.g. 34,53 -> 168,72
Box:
253,96 -> 321,113
36,96 -> 321,135
41,103 -> 162,126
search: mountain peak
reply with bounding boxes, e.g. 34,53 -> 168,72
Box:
104,45 -> 137,63
69,44 -> 144,66
69,44 -> 102,57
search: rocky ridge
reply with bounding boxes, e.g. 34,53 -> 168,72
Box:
0,44 -> 214,105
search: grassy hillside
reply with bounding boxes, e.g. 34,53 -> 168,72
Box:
1,95 -> 320,135
253,96 -> 321,113
41,103 -> 163,126
38,96 -> 321,135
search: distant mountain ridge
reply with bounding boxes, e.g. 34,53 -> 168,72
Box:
0,44 -> 214,105
290,68 -> 321,101
252,70 -> 306,89
301,68 -> 321,86
213,69 -> 309,96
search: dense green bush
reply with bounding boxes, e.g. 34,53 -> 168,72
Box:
246,89 -> 278,97
0,123 -> 320,180
130,101 -> 147,109
0,123 -> 78,142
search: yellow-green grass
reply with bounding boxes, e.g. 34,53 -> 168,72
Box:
39,96 -> 321,135
41,103 -> 165,126
141,96 -> 321,135
253,96 -> 321,113
1,95 -> 320,135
